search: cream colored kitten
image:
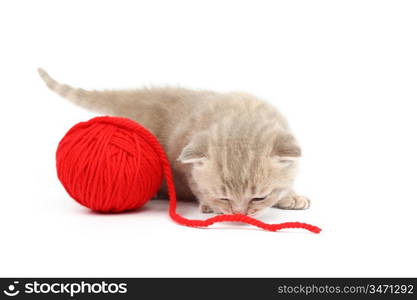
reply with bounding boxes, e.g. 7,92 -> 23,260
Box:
38,68 -> 310,216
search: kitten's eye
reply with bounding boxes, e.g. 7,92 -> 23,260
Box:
251,197 -> 267,202
219,198 -> 230,202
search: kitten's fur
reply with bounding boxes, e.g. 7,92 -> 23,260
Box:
38,68 -> 310,216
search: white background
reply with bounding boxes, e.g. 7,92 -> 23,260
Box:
1,0 -> 416,277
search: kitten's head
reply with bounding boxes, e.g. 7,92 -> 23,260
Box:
177,126 -> 301,217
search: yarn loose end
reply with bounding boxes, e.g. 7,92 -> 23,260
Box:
169,212 -> 321,234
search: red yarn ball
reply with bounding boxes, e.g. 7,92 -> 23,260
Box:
56,116 -> 163,213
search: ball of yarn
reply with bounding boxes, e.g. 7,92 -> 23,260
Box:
56,116 -> 163,212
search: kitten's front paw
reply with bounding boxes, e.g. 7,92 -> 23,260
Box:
199,203 -> 214,213
275,194 -> 311,210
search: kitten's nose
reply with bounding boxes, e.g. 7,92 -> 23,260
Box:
232,207 -> 248,215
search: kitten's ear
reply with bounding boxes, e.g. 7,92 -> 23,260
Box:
272,133 -> 301,167
177,133 -> 209,164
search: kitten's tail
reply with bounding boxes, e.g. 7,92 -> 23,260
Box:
37,68 -> 108,112
37,68 -> 200,122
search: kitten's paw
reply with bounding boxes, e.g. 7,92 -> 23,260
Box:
275,195 -> 311,210
199,203 -> 214,213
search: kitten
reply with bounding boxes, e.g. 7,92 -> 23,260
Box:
38,68 -> 310,216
